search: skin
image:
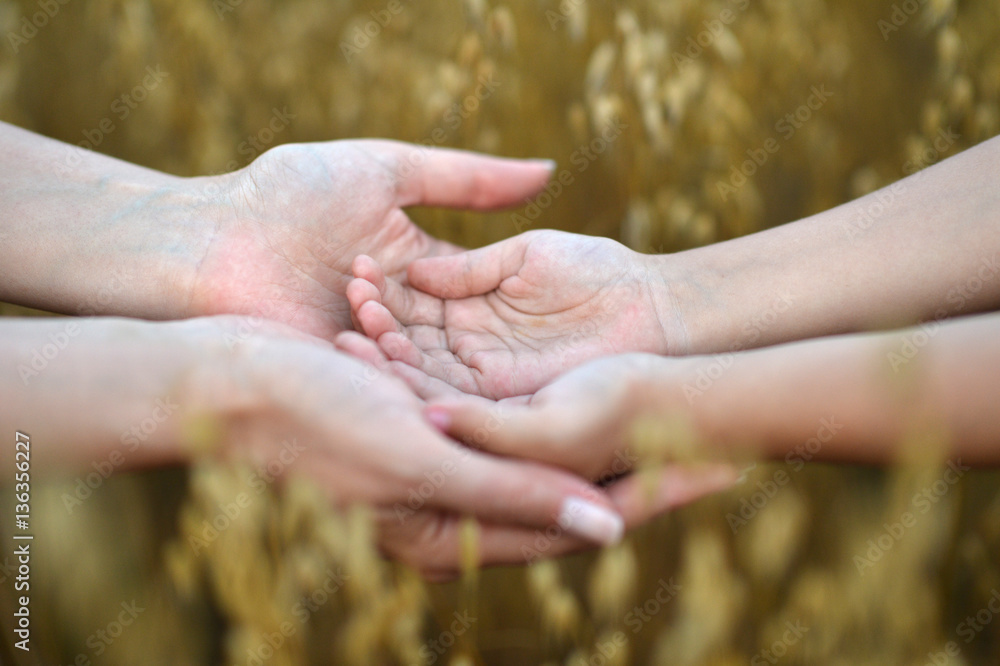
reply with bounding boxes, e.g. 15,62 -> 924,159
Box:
418,314 -> 1000,476
0,120 -> 557,337
0,121 -> 732,576
344,232 -> 676,399
5,315 -> 724,578
347,135 -> 1000,467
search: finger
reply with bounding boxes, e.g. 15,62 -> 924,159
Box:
425,237 -> 466,258
422,448 -> 624,547
376,330 -> 426,368
334,331 -> 389,369
429,393 -> 549,457
407,234 -> 532,299
350,255 -> 387,293
357,301 -> 404,341
396,324 -> 450,353
384,466 -> 739,578
346,256 -> 384,334
346,276 -> 382,327
388,361 -> 468,402
365,140 -> 556,210
353,254 -> 445,327
380,276 -> 445,327
378,331 -> 484,396
605,464 -> 740,528
377,512 -> 602,578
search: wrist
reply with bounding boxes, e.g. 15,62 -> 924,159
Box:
115,177 -> 226,321
644,241 -> 802,356
641,250 -> 726,357
626,351 -> 746,462
165,316 -> 270,458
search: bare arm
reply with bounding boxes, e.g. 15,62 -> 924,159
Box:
0,121 -> 209,319
659,135 -> 1000,354
345,136 -> 1000,400
0,315 -> 658,575
427,312 -> 1000,473
0,120 -> 560,341
679,312 -> 1000,464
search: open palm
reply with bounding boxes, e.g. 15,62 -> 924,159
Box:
345,230 -> 677,399
187,140 -> 556,340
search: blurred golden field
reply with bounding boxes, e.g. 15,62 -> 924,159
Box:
2,0 -> 1000,664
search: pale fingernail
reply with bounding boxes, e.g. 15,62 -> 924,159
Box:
426,406 -> 451,432
558,496 -> 624,546
530,158 -> 557,171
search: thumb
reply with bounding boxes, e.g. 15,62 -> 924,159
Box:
425,394 -> 545,458
407,233 -> 533,299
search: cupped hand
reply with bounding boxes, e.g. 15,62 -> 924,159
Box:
335,337 -> 738,523
211,318 -> 686,578
186,140 -> 556,341
431,351 -> 734,481
344,229 -> 685,399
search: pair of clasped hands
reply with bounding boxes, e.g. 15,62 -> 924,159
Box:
183,140 -> 737,577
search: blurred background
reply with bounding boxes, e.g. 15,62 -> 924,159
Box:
1,0 -> 999,663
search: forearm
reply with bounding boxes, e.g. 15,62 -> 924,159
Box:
0,121 -> 215,319
0,317 -> 236,475
656,135 -> 1000,354
662,313 -> 1000,464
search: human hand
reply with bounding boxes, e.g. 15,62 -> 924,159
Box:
186,140 -> 557,340
333,338 -> 738,521
204,318 -> 696,578
404,349 -> 734,481
344,229 -> 686,399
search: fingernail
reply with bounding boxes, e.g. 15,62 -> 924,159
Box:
530,158 -> 557,171
558,496 -> 624,546
426,406 -> 451,432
